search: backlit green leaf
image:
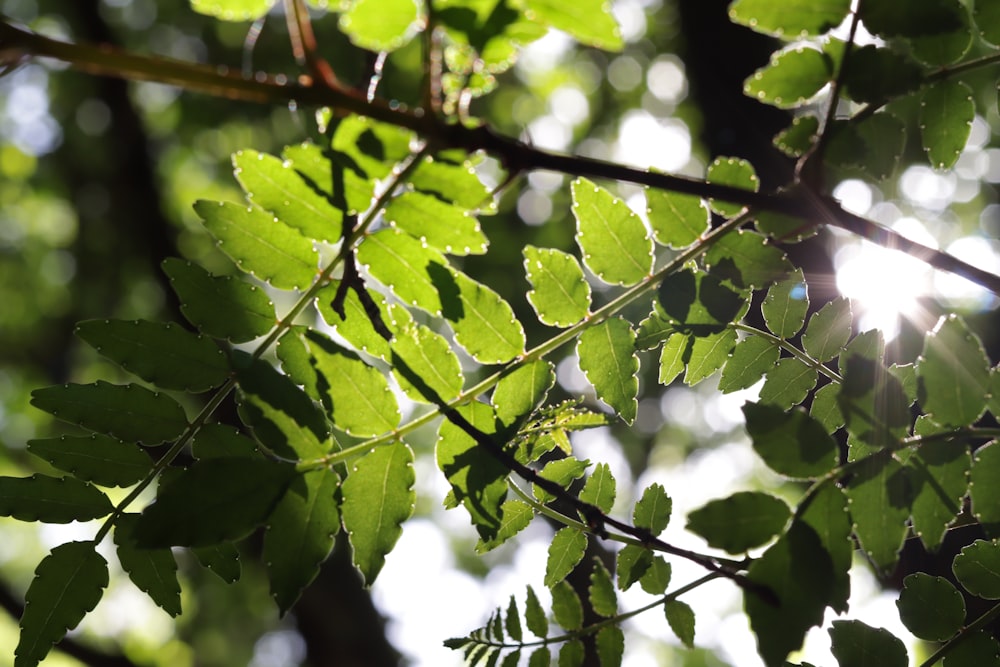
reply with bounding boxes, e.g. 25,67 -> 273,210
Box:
763,269 -> 809,338
505,596 -> 522,642
719,335 -> 778,393
801,297 -> 851,362
410,155 -> 494,212
534,457 -> 589,503
331,116 -> 414,182
385,191 -> 488,256
559,641 -> 584,667
525,585 -> 549,638
341,441 -> 415,585
896,573 -> 964,641
684,328 -> 737,386
907,429 -> 970,550
706,157 -> 758,218
0,475 -> 113,523
843,46 -> 923,103
76,319 -> 229,392
233,149 -> 343,243
27,435 -> 151,487
971,441 -> 1000,537
579,463 -> 616,514
665,600 -> 696,649
522,0 -> 623,51
577,318 -> 639,423
589,559 -> 617,617
909,5 -> 972,65
616,544 -> 653,591
728,0 -> 850,37
476,500 -> 534,553
633,483 -> 671,535
645,190 -> 709,249
190,0 -> 273,21
194,200 -> 318,290
448,269 -> 526,363
316,282 -> 412,361
953,539 -> 1000,599
839,355 -> 910,451
31,381 -> 188,444
773,115 -> 820,157
596,625 -> 625,666
339,0 -> 420,51
550,580 -> 583,630
829,620 -> 907,667
657,269 -> 746,336
639,556 -> 671,595
163,258 -> 275,343
759,357 -> 817,409
437,403 -> 508,540
658,332 -> 690,385
572,178 -> 652,286
391,321 -> 464,403
861,0 -> 964,37
799,484 -> 852,612
523,245 -> 591,327
687,491 -> 790,554
114,514 -> 181,617
134,458 -> 297,548
545,527 -> 587,587
855,112 -> 907,180
705,230 -> 793,290
921,81 -> 974,170
493,360 -> 555,430
282,140 -> 373,215
264,467 -> 340,613
359,228 -> 447,314
744,46 -> 832,109
917,314 -> 990,427
15,542 -> 108,667
978,0 -> 1000,46
743,402 -> 839,479
846,456 -> 911,571
192,543 -> 241,583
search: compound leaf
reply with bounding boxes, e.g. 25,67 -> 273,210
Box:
550,580 -> 583,630
391,322 -> 464,403
589,559 -> 617,617
579,463 -> 616,514
759,357 -> 817,409
846,456 -> 911,571
705,229 -> 793,290
493,360 -> 555,430
448,269 -> 526,364
706,157 -> 759,217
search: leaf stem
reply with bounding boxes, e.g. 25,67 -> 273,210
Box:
732,323 -> 843,383
919,599 -> 1000,667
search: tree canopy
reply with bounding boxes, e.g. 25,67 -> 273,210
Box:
3,0 -> 1000,666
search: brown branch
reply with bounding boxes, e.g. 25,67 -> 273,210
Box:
3,17 -> 999,294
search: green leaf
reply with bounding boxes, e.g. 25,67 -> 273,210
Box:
190,0 -> 274,21
114,514 -> 181,617
27,435 -> 152,487
829,620 -> 908,667
448,269 -> 526,363
645,190 -> 709,249
728,0 -> 850,37
658,333 -> 690,386
861,0 -> 964,37
684,329 -> 737,386
75,319 -> 229,392
763,269 -> 809,338
589,559 -> 617,617
920,81 -> 974,170
688,491 -> 789,554
896,573 -> 964,641
359,228 -> 447,314
134,458 -> 298,548
505,596 -> 523,642
971,441 -> 1000,537
192,543 -> 241,583
0,475 -> 113,523
233,149 -> 343,243
476,500 -> 534,553
572,178 -> 652,286
953,540 -> 1000,599
263,467 -> 340,614
317,282 -> 408,361
719,335 -> 778,394
307,333 -> 400,437
523,245 -> 591,327
743,402 -> 839,479
744,521 -> 834,667
843,46 -> 923,103
633,483 -> 671,535
410,155 -> 494,212
522,0 -> 623,51
801,297 -> 851,362
194,200 -> 318,290
341,441 -> 415,585
839,355 -> 910,451
385,192 -> 488,256
909,5 -> 972,65
665,600 -> 696,649
759,357 -> 817,409
339,0 -> 420,51
705,230 -> 793,290
545,527 -> 587,587
978,0 -> 1000,46
917,314 -> 990,427
525,585 -> 549,638
493,360 -> 555,430
163,258 -> 275,343
595,625 -> 624,667
577,318 -> 639,423
391,322 -> 465,403
856,113 -> 908,180
846,456 -> 911,571
657,269 -> 746,335
944,631 -> 1000,667
744,46 -> 832,109
31,381 -> 188,444
799,484 -> 852,612
706,157 -> 759,218
282,140 -> 373,215
811,382 -> 844,434
550,580 -> 583,630
529,648 -> 551,667
558,641 -> 585,667
15,542 -> 108,667
331,116 -> 414,182
535,457 -> 589,503
773,115 -> 820,157
579,463 -> 616,514
616,544 -> 653,591
907,433 -> 970,550
639,556 -> 671,595
437,403 -> 508,540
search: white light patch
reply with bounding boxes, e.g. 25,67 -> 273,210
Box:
614,110 -> 691,172
934,236 -> 1000,309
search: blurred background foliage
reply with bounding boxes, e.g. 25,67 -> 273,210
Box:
2,0 -> 1000,665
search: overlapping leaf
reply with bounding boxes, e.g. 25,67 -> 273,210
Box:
744,46 -> 832,109
921,81 -> 974,170
917,314 -> 990,427
114,514 -> 182,617
385,191 -> 487,255
523,245 -> 591,327
729,0 -> 851,37
27,435 -> 151,487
